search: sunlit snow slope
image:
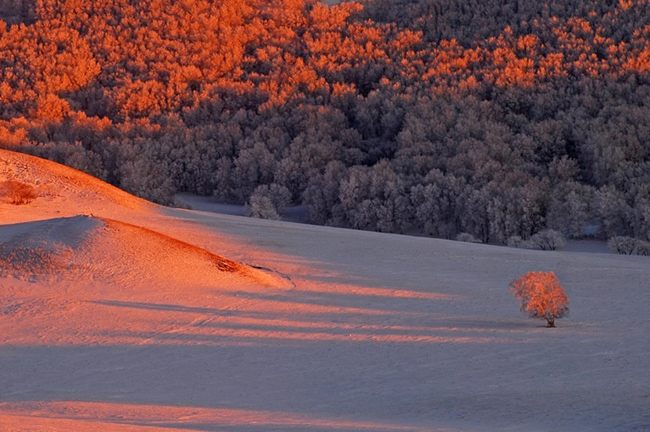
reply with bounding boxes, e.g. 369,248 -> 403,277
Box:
1,149 -> 649,432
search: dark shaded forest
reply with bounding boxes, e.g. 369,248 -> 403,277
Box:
2,0 -> 650,243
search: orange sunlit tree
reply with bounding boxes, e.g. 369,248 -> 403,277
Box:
509,271 -> 569,328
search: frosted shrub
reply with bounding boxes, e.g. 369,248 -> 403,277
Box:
608,237 -> 650,256
246,184 -> 291,220
255,184 -> 292,211
607,236 -> 636,255
530,229 -> 565,250
507,235 -> 529,248
634,240 -> 650,256
0,180 -> 37,205
248,194 -> 280,220
456,232 -> 481,243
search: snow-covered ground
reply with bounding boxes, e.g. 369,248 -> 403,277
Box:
1,150 -> 649,431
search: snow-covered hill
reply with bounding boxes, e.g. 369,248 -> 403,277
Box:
1,149 -> 649,431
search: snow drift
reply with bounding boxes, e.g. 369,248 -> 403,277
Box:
0,215 -> 287,288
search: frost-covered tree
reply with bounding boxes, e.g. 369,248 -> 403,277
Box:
116,139 -> 176,205
252,184 -> 291,212
596,186 -> 633,239
635,240 -> 650,256
546,181 -> 593,238
337,160 -> 409,233
303,161 -> 347,225
607,236 -> 637,255
410,169 -> 464,238
233,142 -> 276,202
510,271 -> 569,328
630,185 -> 650,241
530,229 -> 566,251
457,186 -> 491,243
248,196 -> 279,220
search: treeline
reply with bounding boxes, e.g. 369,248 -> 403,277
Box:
1,0 -> 650,243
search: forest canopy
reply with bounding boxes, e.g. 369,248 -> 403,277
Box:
2,0 -> 650,243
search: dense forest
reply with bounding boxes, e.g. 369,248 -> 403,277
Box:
2,0 -> 650,244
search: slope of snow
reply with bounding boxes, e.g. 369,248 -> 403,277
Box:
1,150 -> 649,431
0,150 -> 149,220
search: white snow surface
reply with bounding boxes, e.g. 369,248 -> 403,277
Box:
1,150 -> 649,431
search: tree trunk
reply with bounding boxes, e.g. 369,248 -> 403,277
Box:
546,318 -> 555,328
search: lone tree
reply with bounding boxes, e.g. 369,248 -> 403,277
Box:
509,271 -> 569,327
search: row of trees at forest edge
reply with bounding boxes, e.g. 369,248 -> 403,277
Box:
1,0 -> 650,243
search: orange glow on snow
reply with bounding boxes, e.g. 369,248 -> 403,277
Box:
0,401 -> 431,432
0,151 -> 512,349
